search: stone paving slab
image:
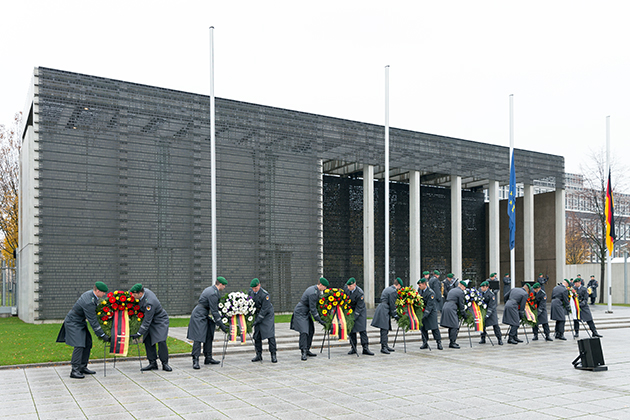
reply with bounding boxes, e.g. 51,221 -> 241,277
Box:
2,319 -> 630,419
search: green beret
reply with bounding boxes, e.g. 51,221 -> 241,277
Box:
434,270 -> 440,275
523,283 -> 531,290
216,276 -> 228,285
490,273 -> 496,277
505,273 -> 509,276
319,277 -> 329,287
417,278 -> 427,284
573,278 -> 581,283
539,273 -> 543,276
447,273 -> 454,278
95,281 -> 108,292
250,278 -> 260,288
395,277 -> 404,286
533,282 -> 541,289
129,283 -> 143,293
577,274 -> 581,276
346,277 -> 356,286
460,279 -> 469,288
480,281 -> 489,287
422,271 -> 430,276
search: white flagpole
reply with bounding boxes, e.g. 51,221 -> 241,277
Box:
510,94 -> 515,291
607,116 -> 613,313
210,27 -> 217,285
384,65 -> 390,288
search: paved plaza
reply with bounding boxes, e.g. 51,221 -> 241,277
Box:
2,306 -> 630,419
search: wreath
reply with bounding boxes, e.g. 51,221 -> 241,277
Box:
395,286 -> 424,332
96,291 -> 144,337
317,288 -> 355,335
460,288 -> 487,329
219,291 -> 256,341
522,291 -> 538,327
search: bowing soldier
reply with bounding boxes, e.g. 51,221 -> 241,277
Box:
344,278 -> 374,356
550,279 -> 571,340
129,283 -> 172,371
187,277 -> 229,369
440,279 -> 468,349
417,278 -> 443,350
587,275 -> 598,305
291,277 -> 328,361
371,277 -> 403,354
502,283 -> 529,344
572,278 -> 602,338
479,280 -> 503,345
56,282 -> 111,379
531,282 -> 553,342
248,278 -> 278,363
428,270 -> 443,311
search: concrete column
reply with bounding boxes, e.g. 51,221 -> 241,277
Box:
451,175 -> 462,279
363,165 -> 375,308
488,180 -> 500,279
556,188 -> 566,283
524,184 -> 535,281
409,171 -> 421,287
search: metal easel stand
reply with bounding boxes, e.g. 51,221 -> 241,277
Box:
221,332 -> 228,367
520,321 -> 530,344
392,325 -> 407,353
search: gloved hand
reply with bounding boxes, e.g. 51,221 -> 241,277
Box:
130,333 -> 142,340
318,319 -> 326,326
220,324 -> 229,334
393,314 -> 400,320
101,334 -> 111,342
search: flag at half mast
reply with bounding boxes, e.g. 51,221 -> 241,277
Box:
605,168 -> 616,255
508,151 -> 516,250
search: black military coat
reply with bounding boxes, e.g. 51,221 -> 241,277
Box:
344,285 -> 367,333
420,286 -> 439,331
187,285 -> 225,342
587,279 -> 598,298
503,276 -> 512,300
534,289 -> 549,324
56,290 -> 106,347
442,278 -> 459,302
137,289 -> 169,346
574,285 -> 593,322
440,287 -> 465,329
249,288 -> 276,340
482,289 -> 499,327
290,285 -> 322,334
428,275 -> 442,310
550,284 -> 569,321
371,285 -> 398,330
502,287 -> 527,327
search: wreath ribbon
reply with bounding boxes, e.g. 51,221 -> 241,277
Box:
406,303 -> 420,331
471,301 -> 484,332
330,306 -> 348,341
229,314 -> 247,344
570,295 -> 580,320
524,303 -> 537,323
111,310 -> 130,356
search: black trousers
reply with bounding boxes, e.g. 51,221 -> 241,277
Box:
349,331 -> 369,350
191,320 -> 215,358
144,332 -> 169,364
421,326 -> 442,343
574,319 -> 598,334
298,319 -> 315,351
448,327 -> 459,343
589,295 -> 597,305
71,329 -> 92,369
533,322 -> 550,337
254,329 -> 277,354
482,324 -> 502,340
508,324 -> 519,339
555,320 -> 565,337
379,328 -> 390,348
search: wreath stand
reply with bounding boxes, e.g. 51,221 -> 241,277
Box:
319,312 -> 359,359
221,330 -> 258,367
103,338 -> 143,377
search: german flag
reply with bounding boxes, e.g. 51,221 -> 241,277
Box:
605,169 -> 616,255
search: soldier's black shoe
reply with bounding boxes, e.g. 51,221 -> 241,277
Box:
593,332 -> 603,338
162,363 -> 172,372
507,338 -> 518,345
437,342 -> 443,350
420,343 -> 429,349
70,368 -> 85,379
448,342 -> 460,349
380,347 -> 390,354
251,353 -> 263,362
573,333 -> 579,338
362,348 -> 374,356
515,337 -> 523,343
141,362 -> 159,371
557,335 -> 567,340
545,336 -> 554,342
205,357 -> 220,365
532,336 -> 538,341
80,367 -> 96,375
497,339 -> 503,345
306,351 -> 317,357
386,346 -> 396,352
301,350 -> 308,361
478,335 -> 486,344
192,357 -> 200,370
271,353 -> 277,363
348,348 -> 357,355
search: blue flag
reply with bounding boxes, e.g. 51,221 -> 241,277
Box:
508,151 -> 516,250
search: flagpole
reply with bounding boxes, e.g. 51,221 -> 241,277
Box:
606,116 -> 613,313
384,65 -> 390,288
210,27 -> 217,285
509,94 -> 515,291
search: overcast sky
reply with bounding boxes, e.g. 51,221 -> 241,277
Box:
1,1 -> 629,176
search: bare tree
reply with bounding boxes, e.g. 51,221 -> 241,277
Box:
0,112 -> 21,261
566,212 -> 588,264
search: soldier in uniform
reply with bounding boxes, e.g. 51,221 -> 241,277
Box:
537,273 -> 548,287
576,274 -> 584,286
572,278 -> 603,338
479,280 -> 503,345
129,283 -> 172,371
531,282 -> 552,342
291,277 -> 328,361
187,277 -> 229,369
417,278 -> 442,350
56,282 -> 111,379
502,284 -> 529,344
248,278 -> 278,363
371,277 -> 403,354
551,279 -> 570,340
587,275 -> 599,305
442,273 -> 459,303
503,273 -> 512,301
440,279 -> 468,349
344,277 -> 374,355
428,270 -> 443,311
